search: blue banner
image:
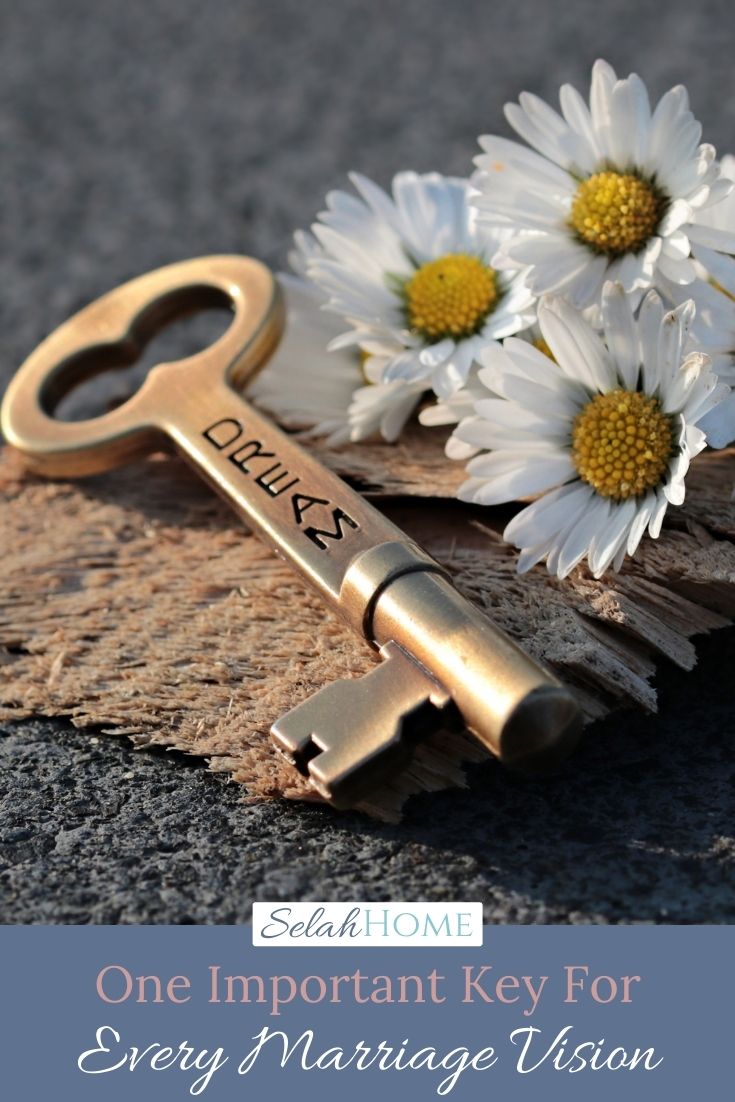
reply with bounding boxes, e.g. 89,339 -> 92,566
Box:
1,924 -> 730,1098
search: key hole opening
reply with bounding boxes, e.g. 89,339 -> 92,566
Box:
44,285 -> 235,422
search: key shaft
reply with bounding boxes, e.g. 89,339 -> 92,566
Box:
157,359 -> 581,789
157,365 -> 419,602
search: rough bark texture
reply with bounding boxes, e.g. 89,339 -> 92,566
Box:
1,443 -> 733,820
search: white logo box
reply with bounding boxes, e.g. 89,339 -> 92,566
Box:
252,902 -> 483,947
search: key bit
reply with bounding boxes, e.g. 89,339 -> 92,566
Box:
271,642 -> 458,808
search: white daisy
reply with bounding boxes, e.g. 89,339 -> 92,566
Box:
473,59 -> 733,310
418,325 -> 558,458
304,170 -> 536,401
249,232 -> 425,444
418,366 -> 486,459
659,154 -> 735,377
657,155 -> 735,445
688,153 -> 735,274
451,283 -> 730,579
340,371 -> 427,443
248,268 -> 358,444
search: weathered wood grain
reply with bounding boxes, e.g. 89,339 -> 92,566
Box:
1,442 -> 733,820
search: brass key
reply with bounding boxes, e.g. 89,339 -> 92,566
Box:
1,256 -> 581,807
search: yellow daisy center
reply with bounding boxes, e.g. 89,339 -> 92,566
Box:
571,389 -> 674,500
532,336 -> 555,361
357,347 -> 372,383
570,171 -> 664,257
405,253 -> 499,341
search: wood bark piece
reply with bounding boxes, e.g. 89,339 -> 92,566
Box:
0,442 -> 733,820
314,423 -> 465,498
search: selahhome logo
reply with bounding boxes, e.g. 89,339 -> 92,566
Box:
252,903 -> 483,946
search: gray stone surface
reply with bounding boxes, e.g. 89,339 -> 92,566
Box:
2,628 -> 735,923
1,0 -> 734,923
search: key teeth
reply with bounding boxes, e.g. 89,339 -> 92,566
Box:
270,642 -> 454,807
270,681 -> 346,762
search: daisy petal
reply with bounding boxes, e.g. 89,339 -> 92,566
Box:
699,393 -> 735,448
601,281 -> 639,388
648,491 -> 670,539
556,494 -> 610,578
504,482 -> 592,547
588,498 -> 637,577
538,296 -> 615,391
638,290 -> 664,393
